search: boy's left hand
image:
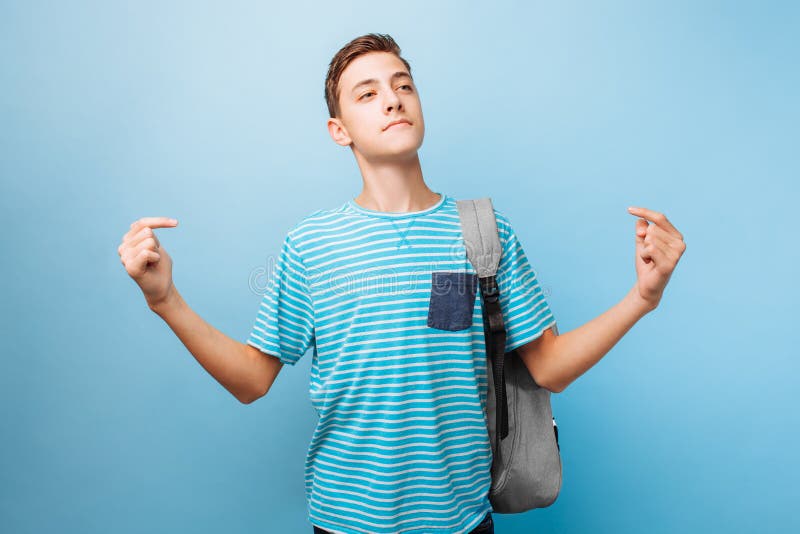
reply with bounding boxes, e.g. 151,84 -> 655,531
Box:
627,206 -> 686,310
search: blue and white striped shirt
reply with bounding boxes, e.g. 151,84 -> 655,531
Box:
247,192 -> 557,534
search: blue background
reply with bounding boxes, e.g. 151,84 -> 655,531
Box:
2,1 -> 797,532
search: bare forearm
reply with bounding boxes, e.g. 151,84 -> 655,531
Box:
149,285 -> 264,403
547,285 -> 655,392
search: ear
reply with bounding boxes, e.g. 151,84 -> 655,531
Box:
327,117 -> 353,147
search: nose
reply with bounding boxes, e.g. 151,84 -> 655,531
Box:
385,91 -> 403,113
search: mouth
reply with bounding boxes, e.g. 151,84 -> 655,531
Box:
383,120 -> 412,131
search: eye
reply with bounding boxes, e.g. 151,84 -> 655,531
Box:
359,91 -> 375,100
400,84 -> 413,90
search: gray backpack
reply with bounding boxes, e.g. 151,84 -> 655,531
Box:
456,198 -> 563,513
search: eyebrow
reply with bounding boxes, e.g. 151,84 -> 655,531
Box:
350,71 -> 413,95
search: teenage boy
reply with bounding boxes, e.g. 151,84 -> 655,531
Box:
118,33 -> 685,534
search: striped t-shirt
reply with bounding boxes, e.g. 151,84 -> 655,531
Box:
246,192 -> 557,534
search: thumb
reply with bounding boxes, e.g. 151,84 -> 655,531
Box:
635,218 -> 647,245
635,218 -> 651,264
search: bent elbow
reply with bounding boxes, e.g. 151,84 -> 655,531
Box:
238,386 -> 267,405
548,378 -> 569,394
538,373 -> 564,394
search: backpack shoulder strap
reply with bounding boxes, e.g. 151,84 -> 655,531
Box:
456,198 -> 502,277
457,197 -> 510,444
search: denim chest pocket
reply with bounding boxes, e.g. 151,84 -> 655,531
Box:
427,271 -> 479,331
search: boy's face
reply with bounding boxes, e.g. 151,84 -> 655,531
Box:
328,51 -> 425,162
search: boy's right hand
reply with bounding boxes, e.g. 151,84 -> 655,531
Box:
118,217 -> 179,310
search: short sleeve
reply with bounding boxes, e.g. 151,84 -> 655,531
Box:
494,212 -> 557,353
246,233 -> 315,366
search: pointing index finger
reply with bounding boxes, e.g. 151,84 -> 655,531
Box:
130,217 -> 179,230
627,207 -> 680,237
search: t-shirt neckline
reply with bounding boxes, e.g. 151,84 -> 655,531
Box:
346,192 -> 447,219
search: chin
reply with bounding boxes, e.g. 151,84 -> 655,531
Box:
385,141 -> 423,159
353,134 -> 424,161
387,134 -> 424,153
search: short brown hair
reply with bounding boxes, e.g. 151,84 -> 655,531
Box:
324,33 -> 413,119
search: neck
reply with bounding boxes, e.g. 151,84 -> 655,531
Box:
351,151 -> 438,213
